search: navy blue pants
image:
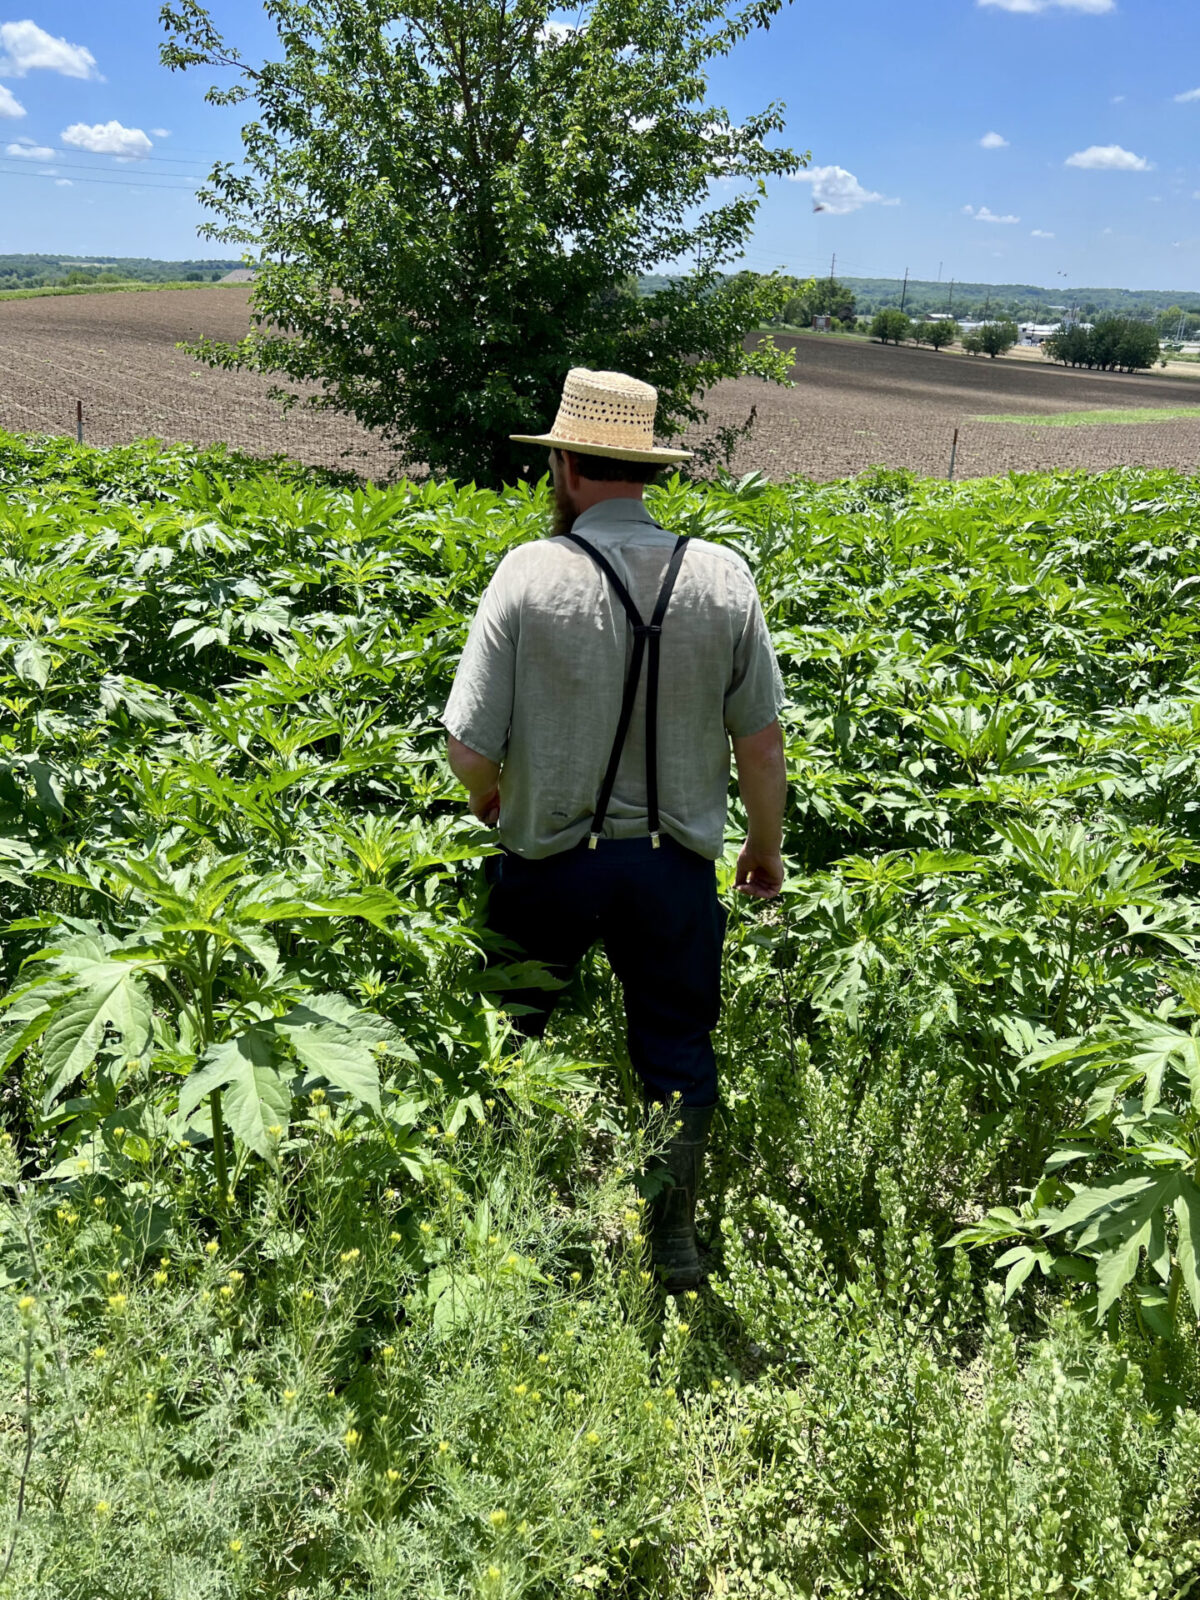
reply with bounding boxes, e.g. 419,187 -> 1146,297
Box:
483,834 -> 726,1106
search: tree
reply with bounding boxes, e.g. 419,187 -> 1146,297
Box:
159,0 -> 805,485
1043,317 -> 1160,373
976,320 -> 1018,359
1042,324 -> 1092,367
870,309 -> 912,346
918,318 -> 956,351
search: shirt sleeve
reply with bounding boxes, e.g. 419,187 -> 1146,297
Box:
441,564 -> 517,765
723,581 -> 786,738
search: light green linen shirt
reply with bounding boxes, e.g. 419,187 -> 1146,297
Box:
441,499 -> 785,861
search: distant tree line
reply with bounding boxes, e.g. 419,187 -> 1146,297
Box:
642,272 -> 1199,329
1043,318 -> 1161,372
0,254 -> 241,291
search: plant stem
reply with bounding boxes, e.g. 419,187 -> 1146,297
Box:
211,1088 -> 229,1223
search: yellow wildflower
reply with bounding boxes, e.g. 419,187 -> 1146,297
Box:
204,1240 -> 219,1257
17,1295 -> 35,1314
386,1468 -> 400,1483
585,1431 -> 600,1446
488,1509 -> 507,1528
95,1501 -> 111,1517
152,1270 -> 168,1288
229,1538 -> 242,1553
339,1248 -> 361,1263
343,1428 -> 361,1450
283,1389 -> 297,1403
107,1292 -> 127,1312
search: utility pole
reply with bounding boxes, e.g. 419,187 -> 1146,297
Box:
948,279 -> 955,317
899,266 -> 909,312
829,252 -> 836,283
937,260 -> 943,283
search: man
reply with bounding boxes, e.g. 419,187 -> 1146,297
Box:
442,368 -> 787,1291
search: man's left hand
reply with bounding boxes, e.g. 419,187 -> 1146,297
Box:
470,786 -> 501,827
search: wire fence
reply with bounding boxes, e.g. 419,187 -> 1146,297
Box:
3,373 -> 1200,485
0,375 -> 398,480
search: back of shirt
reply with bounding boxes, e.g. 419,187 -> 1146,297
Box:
441,499 -> 785,861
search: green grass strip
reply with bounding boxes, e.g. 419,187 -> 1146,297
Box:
972,406 -> 1200,427
0,280 -> 244,303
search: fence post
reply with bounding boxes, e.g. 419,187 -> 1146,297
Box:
948,426 -> 958,482
76,400 -> 83,445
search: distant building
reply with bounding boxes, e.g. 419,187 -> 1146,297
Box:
220,268 -> 257,284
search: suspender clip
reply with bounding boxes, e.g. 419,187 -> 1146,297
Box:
650,831 -> 661,850
588,833 -> 599,851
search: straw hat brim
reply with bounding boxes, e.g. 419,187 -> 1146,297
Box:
509,430 -> 692,465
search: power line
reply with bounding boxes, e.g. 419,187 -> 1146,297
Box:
0,162 -> 200,193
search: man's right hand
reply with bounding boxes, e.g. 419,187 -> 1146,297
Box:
735,842 -> 784,900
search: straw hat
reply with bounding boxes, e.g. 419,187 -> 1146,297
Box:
510,368 -> 692,464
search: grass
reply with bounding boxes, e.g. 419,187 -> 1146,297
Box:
0,279 -> 243,303
971,405 -> 1200,426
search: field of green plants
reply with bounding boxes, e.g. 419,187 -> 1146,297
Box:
2,429 -> 1200,1599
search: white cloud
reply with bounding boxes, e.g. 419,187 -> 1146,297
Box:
150,127 -> 170,138
964,203 -> 1021,223
0,20 -> 99,79
535,19 -> 577,43
0,83 -> 24,117
980,131 -> 1010,148
1111,93 -> 1125,103
1031,228 -> 1055,237
978,0 -> 1114,11
54,177 -> 70,186
1175,88 -> 1200,103
5,137 -> 54,159
1066,142 -> 1150,170
789,163 -> 895,214
61,120 -> 152,159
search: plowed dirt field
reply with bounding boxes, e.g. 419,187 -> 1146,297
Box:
1,286 -> 1197,480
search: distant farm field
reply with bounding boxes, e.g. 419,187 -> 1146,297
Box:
1,287 -> 1198,480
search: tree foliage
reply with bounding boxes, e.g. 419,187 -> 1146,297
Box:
1044,317 -> 1161,373
870,308 -> 911,346
916,318 -> 956,351
782,275 -> 855,327
962,320 -> 1018,359
158,0 -> 804,484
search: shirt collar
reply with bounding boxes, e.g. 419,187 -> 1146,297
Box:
570,499 -> 665,541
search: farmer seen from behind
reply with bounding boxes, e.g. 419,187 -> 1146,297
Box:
442,368 -> 787,1292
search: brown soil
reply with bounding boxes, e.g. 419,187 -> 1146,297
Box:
708,332 -> 1200,479
1,289 -> 1197,482
0,285 -> 395,477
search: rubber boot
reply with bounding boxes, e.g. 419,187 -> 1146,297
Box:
645,1101 -> 716,1294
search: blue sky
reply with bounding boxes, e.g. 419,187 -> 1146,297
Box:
0,1 -> 1197,291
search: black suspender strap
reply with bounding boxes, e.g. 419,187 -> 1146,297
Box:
562,530 -> 690,849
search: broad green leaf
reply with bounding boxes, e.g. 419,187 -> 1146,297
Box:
40,962 -> 154,1111
13,640 -> 50,689
274,995 -> 384,1112
178,1027 -> 289,1161
1174,1178 -> 1200,1321
1042,1170 -> 1182,1250
1096,1217 -> 1151,1317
